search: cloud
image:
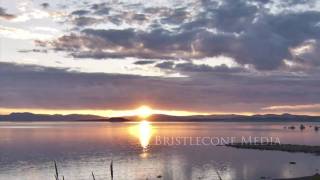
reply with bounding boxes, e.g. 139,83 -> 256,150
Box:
0,26 -> 54,40
18,49 -> 48,53
1,0 -> 320,114
134,60 -> 156,65
175,63 -> 246,73
1,62 -> 320,113
160,8 -> 190,24
155,61 -> 175,69
36,0 -> 320,71
91,3 -> 110,15
72,17 -> 102,26
290,39 -> 320,67
262,104 -> 320,114
0,7 -> 16,20
154,60 -> 246,75
12,9 -> 50,22
40,3 -> 50,9
262,104 -> 320,110
71,10 -> 90,16
39,28 -> 198,59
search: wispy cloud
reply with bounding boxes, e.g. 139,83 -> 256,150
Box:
0,26 -> 54,40
12,9 -> 50,22
262,104 -> 320,111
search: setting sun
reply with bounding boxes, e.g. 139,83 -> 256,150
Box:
136,106 -> 153,118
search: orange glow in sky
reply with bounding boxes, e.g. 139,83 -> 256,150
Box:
0,107 -> 318,116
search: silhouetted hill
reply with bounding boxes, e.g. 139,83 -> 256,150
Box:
127,114 -> 320,122
108,117 -> 130,122
0,112 -> 319,122
0,112 -> 106,121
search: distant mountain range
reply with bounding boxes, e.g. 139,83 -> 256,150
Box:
140,113 -> 320,122
0,112 -> 319,122
0,112 -> 106,121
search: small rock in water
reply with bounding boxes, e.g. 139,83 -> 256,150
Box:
289,161 -> 296,165
288,126 -> 295,130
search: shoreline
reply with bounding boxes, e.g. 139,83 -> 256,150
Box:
274,173 -> 320,180
225,142 -> 320,155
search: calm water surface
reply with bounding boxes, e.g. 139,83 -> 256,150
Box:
0,121 -> 319,180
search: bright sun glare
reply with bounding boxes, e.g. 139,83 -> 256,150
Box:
136,105 -> 153,118
128,119 -> 154,154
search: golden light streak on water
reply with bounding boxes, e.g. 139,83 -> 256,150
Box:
129,120 -> 155,155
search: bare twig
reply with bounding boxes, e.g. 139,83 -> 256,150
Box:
91,172 -> 96,180
215,169 -> 222,180
54,161 -> 59,180
110,160 -> 114,180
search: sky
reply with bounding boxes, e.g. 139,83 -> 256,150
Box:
0,0 -> 320,116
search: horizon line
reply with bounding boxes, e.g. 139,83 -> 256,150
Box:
1,111 -> 320,117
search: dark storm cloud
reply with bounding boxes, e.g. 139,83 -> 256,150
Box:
0,7 -> 16,20
94,7 -> 110,15
175,63 -> 246,73
154,61 -> 246,74
160,8 -> 189,24
40,28 -> 196,59
155,61 -> 175,69
83,28 -> 137,47
37,0 -> 320,71
70,2 -> 147,25
40,3 -> 50,9
71,10 -> 90,16
90,3 -> 108,11
1,62 -> 319,113
134,60 -> 156,65
72,17 -> 102,26
201,0 -> 259,33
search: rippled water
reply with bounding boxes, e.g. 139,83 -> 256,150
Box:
0,121 -> 319,180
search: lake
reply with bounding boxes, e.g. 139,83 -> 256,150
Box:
0,121 -> 319,180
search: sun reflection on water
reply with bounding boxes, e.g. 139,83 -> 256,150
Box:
129,120 -> 155,154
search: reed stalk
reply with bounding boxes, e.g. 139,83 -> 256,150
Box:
110,160 -> 114,180
91,172 -> 96,180
216,170 -> 222,180
54,161 -> 59,180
